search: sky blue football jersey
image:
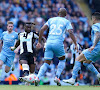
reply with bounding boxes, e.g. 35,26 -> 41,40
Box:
45,17 -> 73,42
0,31 -> 18,56
91,23 -> 100,45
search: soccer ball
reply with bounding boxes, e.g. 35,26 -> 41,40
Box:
24,74 -> 36,83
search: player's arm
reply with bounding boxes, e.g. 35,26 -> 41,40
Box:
93,32 -> 100,47
11,33 -> 20,51
0,39 -> 2,45
11,40 -> 20,51
0,32 -> 3,49
66,21 -> 78,51
0,40 -> 3,50
68,29 -> 77,46
34,33 -> 46,43
36,25 -> 48,49
38,25 -> 48,43
89,25 -> 100,52
89,32 -> 100,52
14,45 -> 20,54
68,29 -> 78,52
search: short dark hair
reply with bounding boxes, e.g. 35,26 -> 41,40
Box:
58,8 -> 67,17
92,12 -> 100,20
25,22 -> 35,25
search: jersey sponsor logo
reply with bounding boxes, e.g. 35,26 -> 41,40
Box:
20,38 -> 30,42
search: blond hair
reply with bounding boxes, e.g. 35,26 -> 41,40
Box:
7,21 -> 13,26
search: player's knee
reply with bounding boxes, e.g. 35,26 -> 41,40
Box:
75,57 -> 84,62
0,60 -> 3,66
75,53 -> 85,62
5,69 -> 10,73
5,66 -> 10,73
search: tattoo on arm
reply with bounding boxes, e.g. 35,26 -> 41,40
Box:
93,32 -> 100,47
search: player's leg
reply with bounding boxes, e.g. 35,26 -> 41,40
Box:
18,54 -> 29,83
0,60 -> 4,76
56,57 -> 66,79
29,53 -> 36,74
83,61 -> 100,76
0,53 -> 6,76
20,60 -> 29,76
34,44 -> 53,86
19,53 -> 30,77
63,53 -> 86,85
63,47 -> 100,85
5,55 -> 15,73
21,57 -> 36,84
53,42 -> 66,86
19,53 -> 36,85
36,44 -> 53,78
5,66 -> 10,73
83,60 -> 100,83
82,47 -> 100,75
34,60 -> 51,86
82,48 -> 100,83
19,59 -> 29,83
29,64 -> 36,74
23,55 -> 36,85
54,56 -> 66,86
37,60 -> 51,78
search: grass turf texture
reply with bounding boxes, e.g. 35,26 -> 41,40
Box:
0,85 -> 100,90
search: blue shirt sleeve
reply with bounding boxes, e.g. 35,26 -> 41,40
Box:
16,33 -> 18,40
92,25 -> 100,33
66,21 -> 73,30
44,19 -> 50,27
0,32 -> 4,40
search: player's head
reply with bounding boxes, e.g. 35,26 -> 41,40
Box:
92,12 -> 100,24
24,22 -> 33,33
7,21 -> 13,32
58,8 -> 67,17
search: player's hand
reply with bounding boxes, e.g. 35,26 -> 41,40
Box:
43,43 -> 46,51
43,48 -> 45,52
36,42 -> 41,49
14,48 -> 19,54
10,47 -> 16,51
75,44 -> 78,52
88,46 -> 95,53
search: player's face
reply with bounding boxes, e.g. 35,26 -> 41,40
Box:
25,24 -> 31,33
7,24 -> 13,32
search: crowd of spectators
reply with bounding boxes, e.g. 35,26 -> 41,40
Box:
0,0 -> 100,85
86,0 -> 100,13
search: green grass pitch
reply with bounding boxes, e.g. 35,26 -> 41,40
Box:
0,85 -> 100,90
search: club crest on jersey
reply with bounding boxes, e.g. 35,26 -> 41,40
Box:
12,35 -> 14,38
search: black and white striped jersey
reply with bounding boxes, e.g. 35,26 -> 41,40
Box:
19,31 -> 38,54
70,43 -> 82,64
